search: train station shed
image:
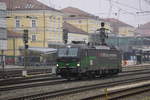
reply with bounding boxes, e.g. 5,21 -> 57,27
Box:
28,47 -> 57,54
19,47 -> 57,66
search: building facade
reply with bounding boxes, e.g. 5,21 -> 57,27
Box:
0,0 -> 64,56
0,2 -> 7,55
63,22 -> 89,44
61,7 -> 113,45
61,7 -> 104,34
104,18 -> 135,36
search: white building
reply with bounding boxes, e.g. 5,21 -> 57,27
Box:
0,2 -> 7,50
63,22 -> 89,44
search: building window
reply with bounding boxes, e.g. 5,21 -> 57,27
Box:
32,20 -> 36,28
26,3 -> 34,8
31,35 -> 37,41
15,19 -> 20,28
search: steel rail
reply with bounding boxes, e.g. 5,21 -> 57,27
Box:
1,67 -> 150,86
7,75 -> 150,100
82,83 -> 150,100
0,74 -> 56,86
1,69 -> 150,92
0,68 -> 52,79
0,78 -> 66,91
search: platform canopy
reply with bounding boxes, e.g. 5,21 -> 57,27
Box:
28,47 -> 57,54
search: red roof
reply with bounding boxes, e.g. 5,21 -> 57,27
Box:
104,18 -> 134,27
0,0 -> 60,12
103,18 -> 134,33
63,22 -> 88,35
61,7 -> 97,18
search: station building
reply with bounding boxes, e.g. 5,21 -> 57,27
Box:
61,7 -> 112,34
0,0 -> 64,56
104,18 -> 135,37
0,2 -> 7,63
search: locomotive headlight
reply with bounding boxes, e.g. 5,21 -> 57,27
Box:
77,63 -> 80,67
56,64 -> 59,67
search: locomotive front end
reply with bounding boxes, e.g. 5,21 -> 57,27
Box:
56,47 -> 80,78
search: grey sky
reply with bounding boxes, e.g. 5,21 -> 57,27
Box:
38,0 -> 150,27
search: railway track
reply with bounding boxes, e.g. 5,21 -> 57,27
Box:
0,65 -> 150,99
0,78 -> 67,91
7,75 -> 150,100
0,74 -> 56,86
1,69 -> 150,100
0,64 -> 150,79
82,82 -> 150,100
0,70 -> 150,91
1,66 -> 150,86
0,68 -> 52,79
0,69 -> 150,92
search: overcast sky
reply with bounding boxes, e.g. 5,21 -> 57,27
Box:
38,0 -> 150,27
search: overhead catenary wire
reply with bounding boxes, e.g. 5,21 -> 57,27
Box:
111,3 -> 136,16
106,0 -> 150,17
109,0 -> 140,11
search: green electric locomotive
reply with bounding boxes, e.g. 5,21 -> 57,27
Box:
56,45 -> 122,79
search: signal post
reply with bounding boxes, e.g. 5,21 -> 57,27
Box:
22,29 -> 29,77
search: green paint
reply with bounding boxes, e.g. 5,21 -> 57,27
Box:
57,56 -> 120,69
57,61 -> 78,68
80,56 -> 96,67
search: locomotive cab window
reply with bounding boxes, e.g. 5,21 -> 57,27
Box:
58,48 -> 78,57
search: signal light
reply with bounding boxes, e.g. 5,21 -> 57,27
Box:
23,33 -> 28,43
25,44 -> 28,49
23,29 -> 29,43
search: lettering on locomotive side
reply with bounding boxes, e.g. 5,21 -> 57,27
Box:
98,53 -> 117,57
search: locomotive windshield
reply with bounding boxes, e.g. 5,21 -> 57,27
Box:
58,48 -> 78,57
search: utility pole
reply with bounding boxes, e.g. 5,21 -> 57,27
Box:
22,29 -> 29,77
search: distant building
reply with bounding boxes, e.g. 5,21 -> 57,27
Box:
0,2 -> 7,52
135,22 -> 150,49
136,22 -> 150,37
61,7 -> 103,34
104,18 -> 135,36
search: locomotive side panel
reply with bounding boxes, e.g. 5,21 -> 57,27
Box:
79,49 -> 122,73
56,47 -> 122,79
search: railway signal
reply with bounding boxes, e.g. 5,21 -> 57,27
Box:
22,29 -> 29,77
63,29 -> 68,44
25,44 -> 29,49
23,29 -> 28,44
